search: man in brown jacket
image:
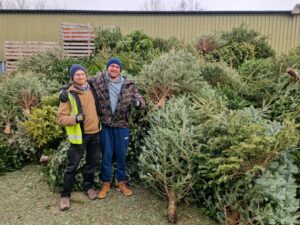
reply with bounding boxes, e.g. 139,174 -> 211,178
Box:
57,64 -> 100,210
59,58 -> 145,199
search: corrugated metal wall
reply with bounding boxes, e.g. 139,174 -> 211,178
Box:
0,11 -> 299,61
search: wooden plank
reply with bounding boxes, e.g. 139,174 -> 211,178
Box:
61,24 -> 92,28
62,35 -> 95,38
60,22 -> 96,58
63,46 -> 94,49
6,62 -> 16,64
5,40 -> 58,43
63,42 -> 94,46
61,29 -> 94,33
5,48 -> 59,52
65,50 -> 93,53
65,54 -> 91,57
4,41 -> 60,73
62,37 -> 94,41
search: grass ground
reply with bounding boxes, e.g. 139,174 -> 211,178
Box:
0,165 -> 218,225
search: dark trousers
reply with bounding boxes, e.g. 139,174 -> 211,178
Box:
61,132 -> 100,197
101,124 -> 130,182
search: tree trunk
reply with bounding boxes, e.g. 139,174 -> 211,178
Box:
226,207 -> 240,225
286,68 -> 300,81
24,107 -> 30,115
156,95 -> 166,108
4,122 -> 11,134
39,155 -> 52,163
167,192 -> 177,224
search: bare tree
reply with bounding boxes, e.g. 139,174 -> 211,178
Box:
4,0 -> 30,9
1,0 -> 65,9
141,0 -> 165,11
141,0 -> 203,11
173,0 -> 203,11
33,0 -> 46,9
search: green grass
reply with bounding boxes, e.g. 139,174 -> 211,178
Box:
0,165 -> 218,225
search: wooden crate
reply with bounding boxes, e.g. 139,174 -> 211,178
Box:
61,23 -> 95,57
5,41 -> 59,73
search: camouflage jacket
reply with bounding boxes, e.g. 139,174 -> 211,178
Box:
88,72 -> 145,128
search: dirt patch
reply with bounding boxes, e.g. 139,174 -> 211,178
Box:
0,165 -> 218,225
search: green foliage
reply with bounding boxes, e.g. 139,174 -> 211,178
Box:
44,140 -> 101,192
7,125 -> 38,163
199,61 -> 247,109
276,46 -> 300,73
292,149 -> 300,198
126,105 -> 150,183
41,93 -> 60,107
93,30 -> 186,76
20,106 -> 63,149
116,30 -> 155,61
15,49 -> 65,75
206,42 -> 256,68
0,72 -> 47,130
194,34 -> 226,55
194,107 -> 298,186
227,52 -> 300,124
192,104 -> 299,223
209,152 -> 299,224
0,135 -> 24,174
267,50 -> 300,122
250,151 -> 299,224
44,140 -> 69,191
238,59 -> 279,107
269,74 -> 300,122
153,36 -> 186,52
15,49 -> 96,86
113,51 -> 145,75
2,28 -> 300,222
139,96 -> 199,201
94,27 -> 123,53
137,50 -> 205,105
221,24 -> 275,59
204,25 -> 275,68
112,30 -> 162,75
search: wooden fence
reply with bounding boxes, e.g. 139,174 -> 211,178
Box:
4,23 -> 95,73
61,23 -> 95,57
4,41 -> 59,73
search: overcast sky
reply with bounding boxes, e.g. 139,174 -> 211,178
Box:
22,0 -> 300,11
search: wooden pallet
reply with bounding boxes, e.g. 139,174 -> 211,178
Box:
61,23 -> 95,57
5,41 -> 59,73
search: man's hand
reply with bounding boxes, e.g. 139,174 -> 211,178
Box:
131,99 -> 140,108
59,83 -> 72,103
76,113 -> 85,123
59,89 -> 69,103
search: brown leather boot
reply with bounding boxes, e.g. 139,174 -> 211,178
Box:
117,181 -> 133,196
97,182 -> 110,199
59,197 -> 70,211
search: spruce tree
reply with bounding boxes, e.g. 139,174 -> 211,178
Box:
139,96 -> 199,223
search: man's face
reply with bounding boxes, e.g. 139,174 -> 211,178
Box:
73,70 -> 87,86
107,63 -> 121,80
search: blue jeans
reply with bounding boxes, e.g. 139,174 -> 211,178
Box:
101,124 -> 130,182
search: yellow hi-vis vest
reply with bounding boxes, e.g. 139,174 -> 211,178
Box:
65,93 -> 83,144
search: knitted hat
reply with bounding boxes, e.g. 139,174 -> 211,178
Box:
106,58 -> 122,71
69,64 -> 86,80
